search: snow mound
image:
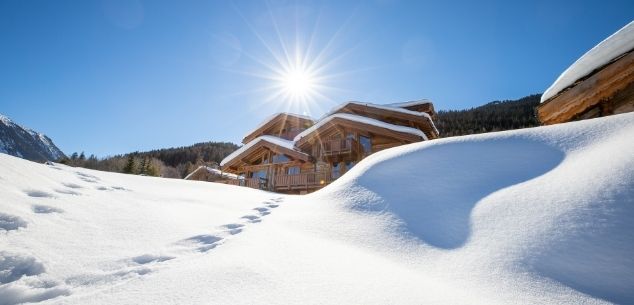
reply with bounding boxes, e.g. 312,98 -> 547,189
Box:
0,113 -> 633,304
313,112 -> 634,304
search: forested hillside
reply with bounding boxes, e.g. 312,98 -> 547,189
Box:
59,142 -> 238,178
435,94 -> 541,137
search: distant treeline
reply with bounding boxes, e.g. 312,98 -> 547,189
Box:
58,142 -> 238,178
435,94 -> 541,137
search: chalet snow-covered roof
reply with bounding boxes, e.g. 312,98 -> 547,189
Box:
294,113 -> 428,143
220,135 -> 309,167
386,99 -> 433,109
242,112 -> 315,142
541,21 -> 634,103
184,166 -> 239,180
320,101 -> 434,121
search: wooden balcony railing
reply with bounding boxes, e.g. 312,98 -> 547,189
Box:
322,138 -> 357,156
273,171 -> 332,191
219,172 -> 334,192
220,177 -> 267,189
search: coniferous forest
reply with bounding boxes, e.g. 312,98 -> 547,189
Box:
435,94 -> 541,137
59,142 -> 238,178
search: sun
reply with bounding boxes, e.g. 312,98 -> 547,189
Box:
281,68 -> 315,98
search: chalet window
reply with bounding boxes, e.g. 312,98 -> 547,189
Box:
345,161 -> 355,171
252,169 -> 267,179
360,136 -> 371,154
331,162 -> 340,179
272,154 -> 290,163
287,166 -> 300,175
262,154 -> 270,164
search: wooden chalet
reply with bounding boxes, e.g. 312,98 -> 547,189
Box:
219,100 -> 438,194
538,21 -> 634,125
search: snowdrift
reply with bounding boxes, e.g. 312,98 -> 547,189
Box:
1,113 -> 633,304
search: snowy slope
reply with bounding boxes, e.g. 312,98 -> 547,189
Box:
0,114 -> 65,162
1,113 -> 633,304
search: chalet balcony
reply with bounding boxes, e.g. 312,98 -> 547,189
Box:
219,172 -> 334,193
273,171 -> 333,191
321,138 -> 358,157
222,177 -> 267,189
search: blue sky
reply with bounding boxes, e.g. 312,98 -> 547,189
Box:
1,0 -> 632,157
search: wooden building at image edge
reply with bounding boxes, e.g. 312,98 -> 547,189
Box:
217,100 -> 439,194
538,21 -> 634,124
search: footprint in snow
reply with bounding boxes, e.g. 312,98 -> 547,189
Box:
76,172 -> 100,183
241,215 -> 262,223
111,186 -> 128,191
55,188 -> 81,196
0,213 -> 27,231
62,183 -> 83,189
32,205 -> 64,214
184,235 -> 224,252
0,252 -> 46,284
75,172 -> 99,180
222,223 -> 244,235
78,176 -> 98,183
253,207 -> 270,216
95,186 -> 110,191
130,254 -> 174,265
24,190 -> 56,198
0,251 -> 71,303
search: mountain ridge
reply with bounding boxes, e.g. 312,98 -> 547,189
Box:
0,113 -> 66,162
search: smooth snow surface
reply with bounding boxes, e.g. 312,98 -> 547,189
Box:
541,21 -> 634,103
1,113 -> 633,304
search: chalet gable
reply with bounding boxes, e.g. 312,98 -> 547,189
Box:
221,135 -> 310,171
323,102 -> 438,139
294,113 -> 427,149
242,113 -> 315,144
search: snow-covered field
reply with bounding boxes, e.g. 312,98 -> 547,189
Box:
1,113 -> 633,305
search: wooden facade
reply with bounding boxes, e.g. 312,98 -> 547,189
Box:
538,48 -> 634,125
218,101 -> 438,194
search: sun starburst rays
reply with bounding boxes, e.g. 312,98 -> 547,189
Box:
218,2 -> 367,117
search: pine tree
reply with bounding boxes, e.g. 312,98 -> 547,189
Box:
123,155 -> 136,174
146,158 -> 159,176
79,152 -> 86,161
70,152 -> 79,160
138,157 -> 147,175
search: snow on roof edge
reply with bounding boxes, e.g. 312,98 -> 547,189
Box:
185,166 -> 239,180
294,113 -> 428,143
320,101 -> 434,121
541,21 -> 634,103
386,99 -> 433,108
220,135 -> 306,167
